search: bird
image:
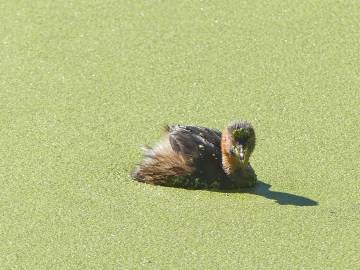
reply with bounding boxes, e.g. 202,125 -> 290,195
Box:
131,121 -> 257,189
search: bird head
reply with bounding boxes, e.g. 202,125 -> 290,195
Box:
221,121 -> 256,173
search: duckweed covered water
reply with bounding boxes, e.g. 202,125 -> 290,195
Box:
1,1 -> 359,269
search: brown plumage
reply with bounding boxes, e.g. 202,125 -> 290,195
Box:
132,121 -> 257,189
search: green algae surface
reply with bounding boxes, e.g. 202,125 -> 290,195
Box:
1,1 -> 360,269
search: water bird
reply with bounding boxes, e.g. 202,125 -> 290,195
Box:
132,121 -> 257,189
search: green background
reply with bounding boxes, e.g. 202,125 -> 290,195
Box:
1,0 -> 359,269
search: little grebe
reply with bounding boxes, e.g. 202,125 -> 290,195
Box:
132,121 -> 257,189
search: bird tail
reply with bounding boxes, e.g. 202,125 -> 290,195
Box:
131,146 -> 193,185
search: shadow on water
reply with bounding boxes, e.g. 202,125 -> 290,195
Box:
132,175 -> 318,206
216,180 -> 318,206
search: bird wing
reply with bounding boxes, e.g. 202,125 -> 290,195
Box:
167,125 -> 222,160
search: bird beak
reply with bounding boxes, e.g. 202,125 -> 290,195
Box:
235,145 -> 245,162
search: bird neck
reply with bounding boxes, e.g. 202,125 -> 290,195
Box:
221,129 -> 243,175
